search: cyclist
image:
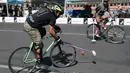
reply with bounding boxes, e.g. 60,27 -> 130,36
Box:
24,3 -> 64,69
95,0 -> 110,37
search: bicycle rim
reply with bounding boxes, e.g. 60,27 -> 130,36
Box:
8,47 -> 36,73
106,26 -> 125,43
50,43 -> 76,68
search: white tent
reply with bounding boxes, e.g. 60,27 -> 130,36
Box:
0,0 -> 7,3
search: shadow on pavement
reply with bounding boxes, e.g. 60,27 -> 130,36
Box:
41,56 -> 78,68
39,55 -> 96,73
87,36 -> 125,44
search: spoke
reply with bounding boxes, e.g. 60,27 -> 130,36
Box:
108,30 -> 114,34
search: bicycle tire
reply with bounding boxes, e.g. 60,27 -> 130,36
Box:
86,24 -> 98,39
50,42 -> 76,68
106,25 -> 126,44
8,47 -> 36,73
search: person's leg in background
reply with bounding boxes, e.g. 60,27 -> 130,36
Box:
95,15 -> 102,36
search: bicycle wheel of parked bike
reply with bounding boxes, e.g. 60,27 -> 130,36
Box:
106,26 -> 126,44
8,47 -> 36,73
50,42 -> 76,68
86,24 -> 98,39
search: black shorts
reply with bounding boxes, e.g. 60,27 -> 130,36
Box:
37,27 -> 46,38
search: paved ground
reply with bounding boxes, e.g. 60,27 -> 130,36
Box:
0,23 -> 130,73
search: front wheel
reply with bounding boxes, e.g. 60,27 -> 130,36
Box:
50,42 -> 76,68
106,26 -> 126,44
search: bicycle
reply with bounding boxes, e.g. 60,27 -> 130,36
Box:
8,28 -> 97,73
86,14 -> 126,44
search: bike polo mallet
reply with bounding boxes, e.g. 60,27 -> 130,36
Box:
91,18 -> 96,43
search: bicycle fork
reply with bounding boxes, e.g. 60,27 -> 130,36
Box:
57,44 -> 64,56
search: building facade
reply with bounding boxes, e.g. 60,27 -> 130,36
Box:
66,1 -> 130,10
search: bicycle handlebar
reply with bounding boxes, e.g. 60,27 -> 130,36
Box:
56,30 -> 62,37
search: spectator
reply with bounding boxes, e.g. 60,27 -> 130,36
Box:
83,4 -> 93,17
20,7 -> 23,17
2,5 -> 7,16
12,5 -> 15,16
18,6 -> 23,17
9,5 -> 13,17
28,5 -> 32,16
81,4 -> 92,18
0,5 -> 3,16
14,5 -> 18,17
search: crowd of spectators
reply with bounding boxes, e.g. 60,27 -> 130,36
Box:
67,4 -> 130,18
1,3 -> 130,18
0,5 -> 7,17
113,8 -> 130,18
0,4 -> 23,17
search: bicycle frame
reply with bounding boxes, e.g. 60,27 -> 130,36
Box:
100,17 -> 116,34
22,33 -> 97,64
23,35 -> 57,64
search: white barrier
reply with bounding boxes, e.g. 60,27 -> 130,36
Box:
124,18 -> 130,25
16,17 -> 26,23
116,18 -> 119,25
87,18 -> 97,24
87,18 -> 119,25
4,17 -> 14,23
0,17 -> 130,25
56,18 -> 68,24
0,17 -> 2,22
71,18 -> 84,24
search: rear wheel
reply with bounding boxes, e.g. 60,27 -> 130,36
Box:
8,47 -> 36,73
50,42 -> 76,68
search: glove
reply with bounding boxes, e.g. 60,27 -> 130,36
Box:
54,25 -> 62,33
